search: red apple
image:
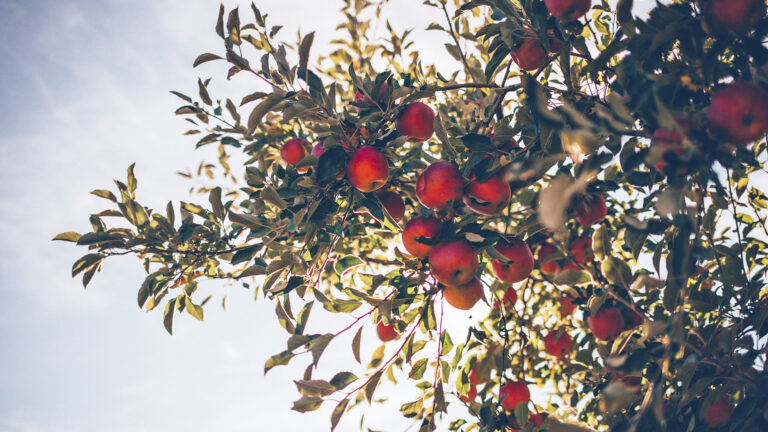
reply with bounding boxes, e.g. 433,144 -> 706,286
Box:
459,385 -> 477,403
491,236 -> 534,283
500,380 -> 530,411
702,394 -> 735,427
469,367 -> 486,386
281,138 -> 309,165
396,102 -> 435,142
402,216 -> 442,259
377,321 -> 398,341
707,82 -> 768,145
429,240 -> 479,286
463,172 -> 512,215
558,296 -> 575,318
346,145 -> 389,192
378,191 -> 405,222
571,236 -> 593,264
443,277 -> 484,310
543,330 -> 572,358
512,36 -> 548,71
588,307 -> 625,341
705,0 -> 765,34
416,161 -> 464,210
538,243 -> 563,275
650,126 -> 689,173
311,142 -> 327,157
493,286 -> 518,309
545,0 -> 592,22
354,82 -> 388,106
576,193 -> 607,226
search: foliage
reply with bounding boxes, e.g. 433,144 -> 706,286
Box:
56,0 -> 768,431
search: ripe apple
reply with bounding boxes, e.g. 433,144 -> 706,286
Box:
500,380 -> 530,411
354,82 -> 388,106
493,286 -> 518,309
469,366 -> 486,386
538,243 -> 563,275
377,321 -> 398,341
570,236 -> 593,264
543,330 -> 572,358
311,142 -> 327,157
588,307 -> 625,341
707,82 -> 768,145
443,277 -> 484,310
281,138 -> 309,165
396,102 -> 435,142
463,172 -> 512,215
705,0 -> 765,34
459,385 -> 477,403
346,145 -> 389,192
557,296 -> 575,318
416,161 -> 464,210
402,216 -> 442,259
545,0 -> 592,22
491,236 -> 534,283
512,36 -> 548,71
378,191 -> 405,222
650,127 -> 688,173
702,394 -> 735,427
429,240 -> 479,286
576,193 -> 607,226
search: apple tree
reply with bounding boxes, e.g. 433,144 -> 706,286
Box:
55,0 -> 768,430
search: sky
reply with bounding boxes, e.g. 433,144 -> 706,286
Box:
0,1 -> 657,431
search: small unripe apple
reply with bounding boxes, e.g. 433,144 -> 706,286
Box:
463,172 -> 512,215
500,380 -> 530,411
538,243 -> 562,275
588,307 -> 625,341
491,236 -> 534,283
377,321 -> 398,341
443,277 -> 484,310
396,102 -> 435,142
543,330 -> 572,358
281,138 -> 309,165
493,286 -> 518,309
570,235 -> 593,264
402,216 -> 442,259
459,385 -> 477,403
705,0 -> 765,35
702,394 -> 735,427
377,191 -> 405,222
416,161 -> 464,210
429,240 -> 479,286
346,145 -> 389,192
707,82 -> 768,146
576,193 -> 607,226
557,296 -> 575,318
512,37 -> 548,71
545,0 -> 592,22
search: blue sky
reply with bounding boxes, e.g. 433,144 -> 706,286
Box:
0,1 -> 657,431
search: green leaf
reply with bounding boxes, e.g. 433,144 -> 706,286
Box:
330,398 -> 349,431
309,333 -> 334,367
72,253 -> 103,277
52,232 -> 82,243
209,187 -> 224,220
334,255 -> 364,276
264,350 -> 295,374
90,189 -> 117,202
408,358 -> 428,380
298,31 -> 315,72
163,297 -> 176,335
126,163 -> 137,195
186,300 -> 204,321
364,370 -> 383,404
76,231 -> 123,246
193,53 -> 223,67
400,398 -> 423,418
329,371 -> 358,390
352,326 -> 362,364
294,379 -> 336,397
291,395 -> 323,413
